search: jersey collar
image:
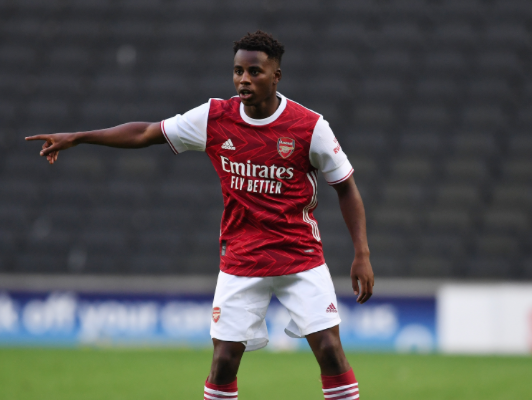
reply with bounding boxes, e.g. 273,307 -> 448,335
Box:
239,92 -> 287,126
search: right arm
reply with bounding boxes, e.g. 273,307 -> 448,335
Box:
25,122 -> 165,164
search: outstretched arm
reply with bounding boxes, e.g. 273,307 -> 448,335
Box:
332,175 -> 374,304
25,122 -> 166,164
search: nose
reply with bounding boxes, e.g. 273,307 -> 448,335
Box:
239,71 -> 251,84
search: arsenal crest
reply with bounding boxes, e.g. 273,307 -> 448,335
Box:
212,307 -> 221,323
277,137 -> 295,159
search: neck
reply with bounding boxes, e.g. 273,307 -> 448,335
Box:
243,91 -> 280,119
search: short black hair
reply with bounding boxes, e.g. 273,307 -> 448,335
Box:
233,30 -> 285,64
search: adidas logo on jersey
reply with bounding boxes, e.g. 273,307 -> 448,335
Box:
221,139 -> 236,150
326,303 -> 338,313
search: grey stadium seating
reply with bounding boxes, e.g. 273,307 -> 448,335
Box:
0,0 -> 530,279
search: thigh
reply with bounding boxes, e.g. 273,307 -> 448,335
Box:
273,264 -> 341,337
211,271 -> 272,342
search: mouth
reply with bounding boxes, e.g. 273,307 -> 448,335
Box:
239,88 -> 253,100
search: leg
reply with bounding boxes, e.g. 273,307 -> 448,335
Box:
308,325 -> 360,399
207,338 -> 246,385
306,325 -> 351,376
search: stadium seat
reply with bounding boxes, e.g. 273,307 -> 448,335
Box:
380,182 -> 426,205
15,254 -> 68,273
369,255 -> 407,276
435,184 -> 481,209
451,133 -> 496,156
27,99 -> 69,122
115,155 -> 158,179
0,45 -> 36,72
502,159 -> 532,182
128,253 -> 176,274
371,206 -> 419,232
39,206 -> 85,233
35,73 -> 85,98
523,257 -> 532,279
477,51 -> 523,74
0,229 -> 16,253
483,23 -> 530,48
426,208 -> 472,233
47,181 -> 104,207
409,256 -> 453,277
367,233 -> 410,257
462,104 -> 507,127
444,158 -> 489,182
466,78 -> 513,101
359,78 -> 405,100
4,154 -> 53,179
55,154 -> 106,179
400,131 -> 443,154
424,51 -> 467,73
372,50 -> 412,74
415,78 -> 459,100
491,184 -> 532,210
475,234 -> 521,259
350,156 -> 379,179
57,19 -> 103,43
415,233 -> 465,257
47,47 -> 92,68
354,104 -> 396,127
467,257 -> 513,279
0,101 -> 16,124
408,104 -> 451,127
432,23 -> 478,48
482,209 -> 529,233
0,180 -> 40,207
324,23 -> 369,47
378,23 -> 426,48
389,157 -> 433,181
508,134 -> 532,156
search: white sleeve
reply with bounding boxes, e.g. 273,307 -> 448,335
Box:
309,116 -> 354,185
160,100 -> 210,154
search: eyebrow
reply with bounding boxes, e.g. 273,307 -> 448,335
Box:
234,64 -> 264,69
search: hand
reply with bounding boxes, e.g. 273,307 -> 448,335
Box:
350,253 -> 374,304
25,133 -> 77,165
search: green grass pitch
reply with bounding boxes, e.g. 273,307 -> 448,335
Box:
0,348 -> 530,399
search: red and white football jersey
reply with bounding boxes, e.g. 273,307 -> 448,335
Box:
161,93 -> 353,277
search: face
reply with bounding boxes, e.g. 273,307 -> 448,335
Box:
233,50 -> 281,107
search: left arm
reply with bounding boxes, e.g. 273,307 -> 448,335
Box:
332,175 -> 374,304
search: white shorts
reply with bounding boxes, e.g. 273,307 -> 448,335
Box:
210,264 -> 342,351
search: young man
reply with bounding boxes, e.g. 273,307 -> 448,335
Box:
27,31 -> 374,400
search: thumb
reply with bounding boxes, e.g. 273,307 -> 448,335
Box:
40,143 -> 60,156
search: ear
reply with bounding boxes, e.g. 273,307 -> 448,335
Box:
273,68 -> 282,85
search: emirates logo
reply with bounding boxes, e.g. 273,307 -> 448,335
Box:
326,303 -> 338,313
212,307 -> 221,323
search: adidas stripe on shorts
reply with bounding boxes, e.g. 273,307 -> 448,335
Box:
210,264 -> 342,351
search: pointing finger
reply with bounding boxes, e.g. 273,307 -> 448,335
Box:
26,135 -> 50,141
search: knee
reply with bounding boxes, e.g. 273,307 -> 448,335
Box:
209,341 -> 245,384
212,349 -> 240,371
314,339 -> 344,363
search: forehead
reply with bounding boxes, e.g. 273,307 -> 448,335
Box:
233,49 -> 272,67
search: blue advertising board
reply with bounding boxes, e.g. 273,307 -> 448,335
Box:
0,291 -> 436,352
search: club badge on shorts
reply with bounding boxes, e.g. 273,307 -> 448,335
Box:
277,137 -> 295,159
212,307 -> 221,323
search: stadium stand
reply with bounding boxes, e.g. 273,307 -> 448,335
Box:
0,0 -> 530,279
